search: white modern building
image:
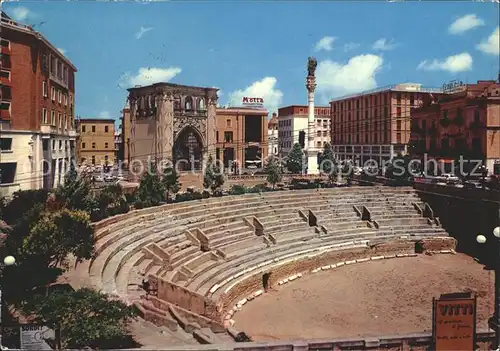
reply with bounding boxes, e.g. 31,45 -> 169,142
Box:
277,105 -> 331,156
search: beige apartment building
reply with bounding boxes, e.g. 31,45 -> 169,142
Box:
76,118 -> 116,165
330,83 -> 445,165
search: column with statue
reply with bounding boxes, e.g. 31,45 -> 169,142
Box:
305,57 -> 319,175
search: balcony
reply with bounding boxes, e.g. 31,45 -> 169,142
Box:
49,71 -> 68,90
68,130 -> 78,139
41,124 -> 58,136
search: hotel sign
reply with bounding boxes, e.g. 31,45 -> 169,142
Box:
442,80 -> 466,94
432,293 -> 476,350
242,97 -> 264,108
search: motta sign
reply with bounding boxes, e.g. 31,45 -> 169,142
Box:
242,97 -> 264,105
433,293 -> 476,350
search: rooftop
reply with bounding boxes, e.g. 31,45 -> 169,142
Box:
1,11 -> 77,71
127,82 -> 219,92
329,83 -> 444,103
77,118 -> 116,124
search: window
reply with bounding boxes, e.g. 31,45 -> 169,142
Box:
410,94 -> 415,106
59,140 -> 62,150
105,142 -> 109,149
0,39 -> 9,48
0,163 -> 16,184
226,119 -> 231,127
91,156 -> 96,165
224,131 -> 233,142
105,126 -> 109,133
396,93 -> 401,104
0,138 -> 12,151
92,125 -> 96,133
51,111 -> 55,125
41,54 -> 48,72
396,107 -> 402,117
42,81 -> 47,97
1,85 -> 11,100
0,54 -> 11,69
42,108 -> 48,124
92,142 -> 96,149
52,140 -> 55,150
1,70 -> 10,80
474,109 -> 480,123
216,131 -> 219,142
58,91 -> 62,104
396,133 -> 401,144
64,94 -> 67,106
82,125 -> 86,132
442,110 -> 448,119
396,120 -> 402,130
51,87 -> 56,101
82,142 -> 86,149
63,114 -> 67,129
0,102 -> 10,112
58,113 -> 62,128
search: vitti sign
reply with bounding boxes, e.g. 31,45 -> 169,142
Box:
432,293 -> 476,351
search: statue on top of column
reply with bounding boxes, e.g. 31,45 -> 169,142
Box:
307,57 -> 317,77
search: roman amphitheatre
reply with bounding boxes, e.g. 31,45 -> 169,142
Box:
68,186 -> 496,349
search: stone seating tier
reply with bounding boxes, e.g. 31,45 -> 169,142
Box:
84,186 -> 453,343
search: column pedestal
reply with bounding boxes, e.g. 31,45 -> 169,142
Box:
306,149 -> 319,175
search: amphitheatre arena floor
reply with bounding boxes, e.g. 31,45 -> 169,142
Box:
234,253 -> 494,341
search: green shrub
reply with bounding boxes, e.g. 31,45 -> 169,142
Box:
229,184 -> 247,195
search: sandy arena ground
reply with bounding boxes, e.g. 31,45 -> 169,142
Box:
234,253 -> 494,341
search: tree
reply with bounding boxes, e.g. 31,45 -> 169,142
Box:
162,165 -> 181,202
264,156 -> 282,189
1,189 -> 48,224
20,208 -> 95,267
319,143 -> 337,181
386,153 -> 411,181
203,155 -> 225,193
135,162 -> 164,207
92,184 -> 129,221
286,143 -> 304,174
55,164 -> 92,212
21,288 -> 137,350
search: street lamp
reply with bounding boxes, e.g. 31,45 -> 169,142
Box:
0,255 -> 15,350
477,226 -> 500,349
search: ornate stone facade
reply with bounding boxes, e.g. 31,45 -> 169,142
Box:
127,83 -> 218,174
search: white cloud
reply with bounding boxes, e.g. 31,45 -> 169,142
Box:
57,48 -> 66,55
10,6 -> 32,22
122,66 -> 182,87
372,38 -> 397,51
476,27 -> 499,55
228,77 -> 283,113
417,52 -> 473,72
99,111 -> 111,119
135,26 -> 153,39
316,54 -> 384,102
343,42 -> 360,52
315,36 -> 336,52
448,14 -> 484,35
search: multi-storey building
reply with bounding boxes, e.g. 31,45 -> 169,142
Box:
76,118 -> 116,166
268,113 -> 278,157
410,80 -> 500,175
330,83 -> 443,165
0,11 -> 77,197
277,105 -> 331,155
215,107 -> 269,170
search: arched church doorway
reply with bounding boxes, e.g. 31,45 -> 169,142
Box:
173,127 -> 203,171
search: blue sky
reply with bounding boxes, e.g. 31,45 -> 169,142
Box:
3,1 -> 499,122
